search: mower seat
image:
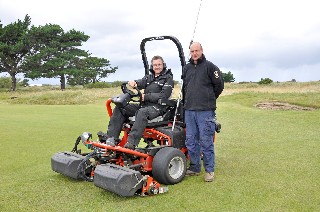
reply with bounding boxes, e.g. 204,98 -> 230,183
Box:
128,109 -> 173,127
128,99 -> 180,128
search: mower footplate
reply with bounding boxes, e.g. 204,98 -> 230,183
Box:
94,164 -> 144,197
51,151 -> 85,179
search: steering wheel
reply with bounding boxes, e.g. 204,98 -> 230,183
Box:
121,82 -> 143,106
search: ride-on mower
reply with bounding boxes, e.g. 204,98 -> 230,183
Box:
51,36 -> 221,197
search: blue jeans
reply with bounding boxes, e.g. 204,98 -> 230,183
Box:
185,110 -> 216,173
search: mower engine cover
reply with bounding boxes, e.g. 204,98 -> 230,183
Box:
94,164 -> 144,197
156,125 -> 186,148
51,151 -> 85,179
111,93 -> 131,108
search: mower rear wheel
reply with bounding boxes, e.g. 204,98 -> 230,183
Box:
152,147 -> 186,185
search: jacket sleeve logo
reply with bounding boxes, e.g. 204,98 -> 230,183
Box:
214,71 -> 220,79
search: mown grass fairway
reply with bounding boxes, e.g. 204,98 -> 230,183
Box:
0,82 -> 319,211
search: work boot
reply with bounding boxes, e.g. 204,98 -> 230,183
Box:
105,137 -> 116,146
185,169 -> 200,176
204,172 -> 214,182
97,131 -> 108,143
124,142 -> 135,150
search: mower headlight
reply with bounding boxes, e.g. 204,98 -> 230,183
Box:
81,132 -> 92,144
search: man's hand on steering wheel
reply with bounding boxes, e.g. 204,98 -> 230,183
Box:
121,82 -> 143,107
128,81 -> 144,101
128,80 -> 137,88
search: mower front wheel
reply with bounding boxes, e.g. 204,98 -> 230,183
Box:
152,147 -> 186,185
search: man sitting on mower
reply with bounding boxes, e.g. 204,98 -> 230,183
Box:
103,55 -> 174,150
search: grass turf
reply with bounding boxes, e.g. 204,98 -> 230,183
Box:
0,86 -> 320,211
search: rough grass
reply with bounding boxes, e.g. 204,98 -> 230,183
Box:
223,81 -> 320,95
0,82 -> 319,211
0,86 -> 121,105
1,81 -> 320,105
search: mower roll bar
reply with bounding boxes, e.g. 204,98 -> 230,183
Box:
140,35 -> 186,75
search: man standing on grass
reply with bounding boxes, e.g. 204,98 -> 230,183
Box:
182,42 -> 224,182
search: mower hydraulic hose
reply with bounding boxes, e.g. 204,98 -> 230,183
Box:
71,136 -> 81,153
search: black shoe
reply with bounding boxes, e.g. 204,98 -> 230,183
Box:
124,142 -> 135,150
97,131 -> 108,143
215,122 -> 221,133
185,169 -> 200,176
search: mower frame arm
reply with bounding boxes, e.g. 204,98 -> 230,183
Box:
140,35 -> 186,75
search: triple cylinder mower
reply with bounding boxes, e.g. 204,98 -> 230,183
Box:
51,36 -> 221,197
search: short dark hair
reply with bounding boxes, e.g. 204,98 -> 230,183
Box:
151,55 -> 164,64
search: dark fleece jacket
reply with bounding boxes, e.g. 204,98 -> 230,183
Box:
182,54 -> 224,111
135,68 -> 174,111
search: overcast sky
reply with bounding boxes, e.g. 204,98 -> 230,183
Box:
1,0 -> 320,84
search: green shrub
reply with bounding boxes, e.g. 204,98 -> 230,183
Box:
85,82 -> 112,88
0,77 -> 11,89
18,79 -> 29,87
84,81 -> 125,89
110,80 -> 125,87
258,78 -> 273,85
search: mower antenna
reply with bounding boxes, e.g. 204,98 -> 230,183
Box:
177,0 -> 203,131
173,2 -> 204,130
191,0 -> 203,44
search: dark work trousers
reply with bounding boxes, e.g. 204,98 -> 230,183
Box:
107,104 -> 161,147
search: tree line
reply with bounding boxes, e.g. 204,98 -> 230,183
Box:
0,15 -> 237,91
0,15 -> 118,91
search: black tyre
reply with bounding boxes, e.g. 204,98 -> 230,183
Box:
152,147 -> 187,185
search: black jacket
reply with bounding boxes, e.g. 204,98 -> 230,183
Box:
135,68 -> 174,111
182,55 -> 224,111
